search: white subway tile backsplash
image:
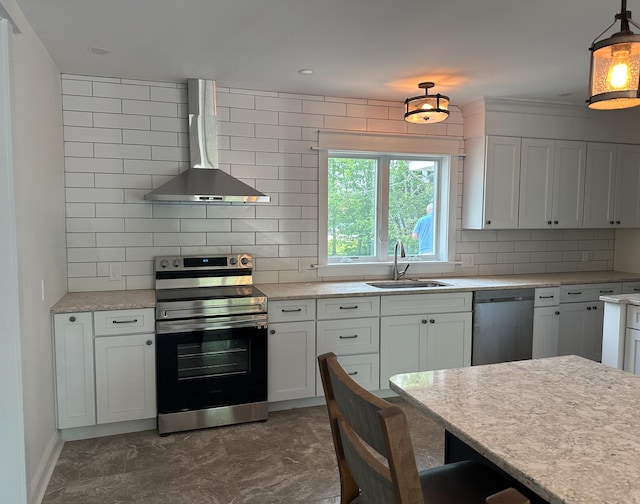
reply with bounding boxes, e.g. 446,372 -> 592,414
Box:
94,143 -> 151,160
66,157 -> 123,173
123,99 -> 177,117
93,82 -> 150,100
63,111 -> 93,127
63,95 -> 122,113
150,86 -> 187,103
94,113 -> 151,130
62,74 -> 616,291
64,126 -> 122,143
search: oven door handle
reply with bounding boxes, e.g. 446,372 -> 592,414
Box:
156,315 -> 267,335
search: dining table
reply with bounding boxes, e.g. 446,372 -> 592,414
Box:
389,355 -> 640,504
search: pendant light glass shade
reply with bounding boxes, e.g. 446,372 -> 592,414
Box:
404,82 -> 450,123
588,0 -> 640,110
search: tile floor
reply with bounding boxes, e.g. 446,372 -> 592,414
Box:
42,398 -> 444,503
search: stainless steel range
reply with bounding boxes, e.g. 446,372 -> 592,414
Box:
154,254 -> 268,435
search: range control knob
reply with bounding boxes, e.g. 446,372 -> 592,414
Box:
172,259 -> 181,268
229,257 -> 237,265
241,256 -> 249,265
159,259 -> 169,269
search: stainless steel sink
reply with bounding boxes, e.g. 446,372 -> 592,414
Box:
366,279 -> 450,289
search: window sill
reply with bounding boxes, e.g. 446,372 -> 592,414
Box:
315,261 -> 458,278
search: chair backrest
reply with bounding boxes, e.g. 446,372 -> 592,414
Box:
318,352 -> 424,504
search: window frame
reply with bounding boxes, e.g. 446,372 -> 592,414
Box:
317,131 -> 461,278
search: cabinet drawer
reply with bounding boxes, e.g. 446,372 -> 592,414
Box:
534,287 -> 559,307
317,354 -> 380,395
559,283 -> 621,303
380,292 -> 472,316
94,308 -> 155,336
317,296 -> 380,320
627,306 -> 640,330
623,281 -> 640,295
317,317 -> 379,355
268,299 -> 316,323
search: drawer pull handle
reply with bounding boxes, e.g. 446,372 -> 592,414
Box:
281,308 -> 302,313
146,340 -> 152,346
567,291 -> 582,295
593,305 -> 598,310
348,371 -> 358,376
555,311 -> 560,315
339,305 -> 358,310
69,316 -> 76,322
538,295 -> 555,299
339,335 -> 358,339
633,288 -> 640,292
600,290 -> 614,294
587,306 -> 592,311
112,319 -> 138,324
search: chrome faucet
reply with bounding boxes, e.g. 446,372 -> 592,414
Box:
393,240 -> 409,280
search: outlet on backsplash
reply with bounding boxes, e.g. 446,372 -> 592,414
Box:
109,263 -> 122,281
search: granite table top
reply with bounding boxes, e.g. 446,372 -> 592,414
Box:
389,356 -> 640,504
50,289 -> 156,314
600,293 -> 640,306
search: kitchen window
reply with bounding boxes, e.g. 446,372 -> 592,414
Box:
317,131 -> 460,277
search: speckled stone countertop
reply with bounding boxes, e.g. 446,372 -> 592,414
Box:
600,293 -> 640,306
390,355 -> 640,504
50,289 -> 155,313
257,270 -> 640,300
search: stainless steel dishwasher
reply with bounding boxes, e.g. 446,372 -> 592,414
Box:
472,289 -> 534,365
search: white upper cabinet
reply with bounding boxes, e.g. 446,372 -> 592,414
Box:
519,139 -> 586,229
584,143 -> 640,228
463,136 -> 521,229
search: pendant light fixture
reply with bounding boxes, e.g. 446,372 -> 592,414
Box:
404,82 -> 450,123
588,0 -> 640,110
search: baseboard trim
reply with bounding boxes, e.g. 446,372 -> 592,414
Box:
30,430 -> 63,504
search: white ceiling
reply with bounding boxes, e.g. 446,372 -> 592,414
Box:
13,0 -> 636,107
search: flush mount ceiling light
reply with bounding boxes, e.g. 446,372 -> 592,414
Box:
404,82 -> 450,123
588,0 -> 640,110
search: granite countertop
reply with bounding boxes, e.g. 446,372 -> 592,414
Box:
390,355 -> 640,503
600,293 -> 640,306
257,270 -> 640,301
50,271 -> 640,313
50,289 -> 155,314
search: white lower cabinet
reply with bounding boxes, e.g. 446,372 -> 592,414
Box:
53,312 -> 95,429
53,308 -> 156,431
379,304 -> 472,389
532,287 -> 560,359
557,301 -> 605,362
624,306 -> 640,375
316,316 -> 380,394
268,320 -> 316,402
94,333 -> 156,423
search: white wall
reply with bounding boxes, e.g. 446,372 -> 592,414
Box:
62,75 -> 615,291
3,1 -> 67,501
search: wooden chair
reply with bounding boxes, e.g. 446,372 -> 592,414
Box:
318,352 -> 530,504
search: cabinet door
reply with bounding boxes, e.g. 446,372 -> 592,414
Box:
53,312 -> 95,429
532,306 -> 560,359
94,333 -> 156,424
379,315 -> 422,389
583,143 -> 617,228
518,138 -> 554,228
558,302 -> 604,361
268,321 -> 315,402
484,136 -> 521,229
624,328 -> 640,375
424,312 -> 472,371
552,140 -> 586,228
614,144 -> 640,228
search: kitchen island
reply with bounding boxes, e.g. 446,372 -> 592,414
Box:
390,356 -> 640,504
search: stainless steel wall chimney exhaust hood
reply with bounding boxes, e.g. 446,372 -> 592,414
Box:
144,79 -> 270,203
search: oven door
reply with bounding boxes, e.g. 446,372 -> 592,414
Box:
156,315 -> 267,414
